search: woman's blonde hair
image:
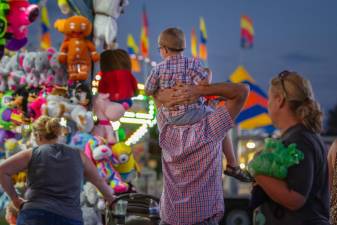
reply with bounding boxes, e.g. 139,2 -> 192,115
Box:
32,116 -> 61,140
270,71 -> 323,133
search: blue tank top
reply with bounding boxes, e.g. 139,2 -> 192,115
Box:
23,144 -> 84,221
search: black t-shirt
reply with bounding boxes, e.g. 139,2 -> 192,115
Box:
259,124 -> 330,225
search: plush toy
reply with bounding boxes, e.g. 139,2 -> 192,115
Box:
48,50 -> 67,85
0,75 -> 6,93
5,201 -> 18,225
85,136 -> 129,194
0,55 -> 10,75
70,105 -> 94,133
92,93 -> 124,145
28,95 -> 47,120
69,83 -> 92,107
12,170 -> 27,191
0,0 -> 9,59
4,53 -> 24,77
69,131 -> 93,151
4,138 -> 21,158
9,86 -> 29,118
111,142 -> 140,182
80,182 -> 103,225
98,49 -> 138,110
93,0 -> 129,49
35,51 -> 51,86
248,138 -> 304,179
5,0 -> 39,51
57,0 -> 71,15
0,90 -> 13,108
43,86 -> 69,118
55,15 -> 100,81
7,71 -> 25,91
66,83 -> 94,132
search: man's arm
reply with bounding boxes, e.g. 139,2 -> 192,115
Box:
192,82 -> 249,120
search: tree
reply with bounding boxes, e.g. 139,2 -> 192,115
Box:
325,104 -> 337,135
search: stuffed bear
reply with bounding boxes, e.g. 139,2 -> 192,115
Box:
5,0 -> 39,51
93,0 -> 129,49
55,15 -> 100,81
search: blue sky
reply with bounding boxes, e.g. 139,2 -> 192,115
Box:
28,0 -> 337,114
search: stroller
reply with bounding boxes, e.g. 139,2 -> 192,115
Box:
103,193 -> 160,225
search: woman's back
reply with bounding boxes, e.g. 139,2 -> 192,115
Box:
23,144 -> 84,220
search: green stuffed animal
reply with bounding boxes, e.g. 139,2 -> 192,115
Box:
248,138 -> 304,179
0,0 -> 9,58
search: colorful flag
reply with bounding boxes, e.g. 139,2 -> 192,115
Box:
40,4 -> 51,50
191,27 -> 198,58
240,15 -> 254,49
199,17 -> 207,61
230,66 -> 274,133
140,5 -> 149,58
127,34 -> 141,73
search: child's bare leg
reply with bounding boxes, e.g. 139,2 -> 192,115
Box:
222,134 -> 237,167
223,133 -> 254,182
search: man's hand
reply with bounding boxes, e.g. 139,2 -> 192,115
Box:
154,81 -> 201,109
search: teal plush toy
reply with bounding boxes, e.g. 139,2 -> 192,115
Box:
248,138 -> 304,179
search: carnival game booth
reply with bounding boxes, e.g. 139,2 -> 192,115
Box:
0,1 -> 162,224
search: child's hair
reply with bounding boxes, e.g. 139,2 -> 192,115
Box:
100,49 -> 131,72
158,27 -> 186,52
32,116 -> 61,140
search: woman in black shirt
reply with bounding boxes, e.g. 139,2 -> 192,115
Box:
253,71 -> 330,225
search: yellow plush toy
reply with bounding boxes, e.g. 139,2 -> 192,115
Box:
111,142 -> 140,182
55,16 -> 100,81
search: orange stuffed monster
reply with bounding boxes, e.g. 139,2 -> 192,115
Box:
55,16 -> 100,81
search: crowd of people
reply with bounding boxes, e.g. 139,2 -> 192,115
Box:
0,26 -> 335,225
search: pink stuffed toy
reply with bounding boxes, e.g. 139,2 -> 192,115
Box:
5,0 -> 39,51
92,93 -> 125,145
84,136 -> 129,194
28,96 -> 46,120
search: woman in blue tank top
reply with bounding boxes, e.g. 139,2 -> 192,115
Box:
0,116 -> 115,225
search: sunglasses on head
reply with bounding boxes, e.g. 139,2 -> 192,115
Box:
278,70 -> 291,99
